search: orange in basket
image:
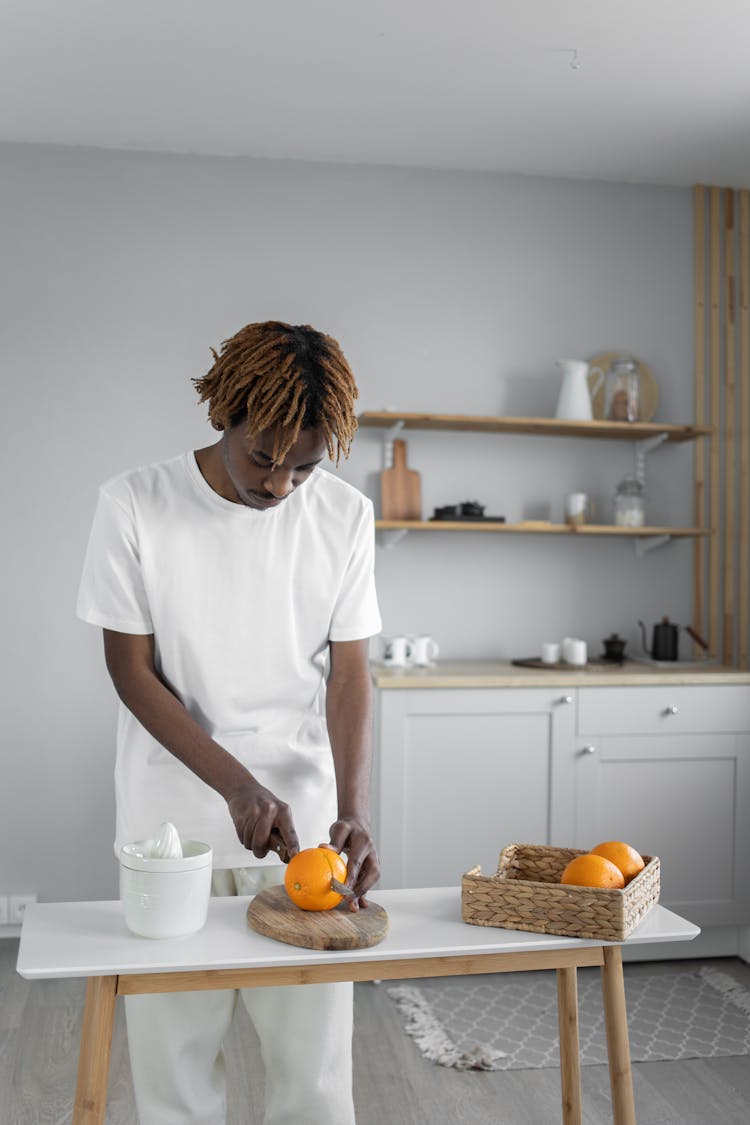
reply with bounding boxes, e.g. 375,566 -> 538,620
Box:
590,841 -> 645,884
560,853 -> 625,889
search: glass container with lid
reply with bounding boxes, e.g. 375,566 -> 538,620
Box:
605,357 -> 641,422
613,476 -> 646,526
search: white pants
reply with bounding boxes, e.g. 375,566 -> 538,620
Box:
125,866 -> 355,1125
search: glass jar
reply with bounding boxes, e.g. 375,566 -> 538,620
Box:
605,357 -> 640,422
613,476 -> 646,526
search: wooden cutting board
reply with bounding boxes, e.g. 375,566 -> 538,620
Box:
247,885 -> 390,950
380,439 -> 421,520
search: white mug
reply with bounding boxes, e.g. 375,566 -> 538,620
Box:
562,637 -> 587,665
410,635 -> 439,667
382,635 -> 413,667
541,642 -> 560,664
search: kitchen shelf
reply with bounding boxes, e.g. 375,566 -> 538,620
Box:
375,520 -> 709,554
376,521 -> 708,537
359,410 -> 713,443
359,409 -> 713,553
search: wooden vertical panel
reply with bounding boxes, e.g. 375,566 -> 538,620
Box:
708,188 -> 722,657
693,186 -> 707,647
723,190 -> 736,664
739,189 -> 750,669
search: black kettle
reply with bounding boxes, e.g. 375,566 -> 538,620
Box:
638,616 -> 679,661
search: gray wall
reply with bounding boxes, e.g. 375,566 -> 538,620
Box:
1,143 -> 697,903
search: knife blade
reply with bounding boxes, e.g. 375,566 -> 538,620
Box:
330,878 -> 354,897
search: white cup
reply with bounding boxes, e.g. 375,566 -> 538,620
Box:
562,637 -> 587,665
382,635 -> 413,667
410,635 -> 439,666
541,642 -> 560,664
565,492 -> 592,526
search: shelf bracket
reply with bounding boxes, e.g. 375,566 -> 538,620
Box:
377,528 -> 409,550
634,534 -> 670,557
634,432 -> 668,485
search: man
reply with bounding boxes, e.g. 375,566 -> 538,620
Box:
77,320 -> 382,1124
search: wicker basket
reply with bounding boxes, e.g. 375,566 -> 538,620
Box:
462,843 -> 660,942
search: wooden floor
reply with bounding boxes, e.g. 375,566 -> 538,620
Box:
2,940 -> 750,1124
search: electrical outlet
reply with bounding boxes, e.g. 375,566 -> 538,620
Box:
9,893 -> 37,924
0,896 -> 9,925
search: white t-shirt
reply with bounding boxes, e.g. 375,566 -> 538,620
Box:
77,452 -> 381,867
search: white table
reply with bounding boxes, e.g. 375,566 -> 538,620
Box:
17,889 -> 699,1125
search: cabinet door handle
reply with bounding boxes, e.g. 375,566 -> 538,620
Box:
558,695 -> 573,705
581,745 -> 596,755
664,705 -> 679,715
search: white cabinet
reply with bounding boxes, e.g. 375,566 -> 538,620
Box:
573,686 -> 750,928
374,687 -> 575,889
373,680 -> 750,930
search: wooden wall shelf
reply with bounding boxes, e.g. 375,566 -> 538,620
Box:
360,409 -> 712,553
374,520 -> 710,555
359,410 -> 713,443
375,521 -> 709,538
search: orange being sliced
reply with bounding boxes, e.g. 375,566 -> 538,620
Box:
284,846 -> 348,911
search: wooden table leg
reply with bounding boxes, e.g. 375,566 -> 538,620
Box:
601,946 -> 636,1125
557,966 -> 582,1125
73,975 -> 118,1125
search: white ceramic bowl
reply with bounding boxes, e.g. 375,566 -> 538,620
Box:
119,840 -> 212,939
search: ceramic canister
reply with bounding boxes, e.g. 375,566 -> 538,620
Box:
119,840 -> 213,938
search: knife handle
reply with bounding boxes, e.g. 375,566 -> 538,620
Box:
268,830 -> 290,863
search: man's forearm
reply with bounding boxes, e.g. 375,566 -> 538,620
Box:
326,663 -> 374,821
325,640 -> 380,900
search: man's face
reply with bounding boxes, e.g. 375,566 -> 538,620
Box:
221,424 -> 327,510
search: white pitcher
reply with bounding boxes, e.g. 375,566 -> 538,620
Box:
554,359 -> 604,421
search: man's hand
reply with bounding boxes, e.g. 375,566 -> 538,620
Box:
324,816 -> 380,911
226,780 -> 300,862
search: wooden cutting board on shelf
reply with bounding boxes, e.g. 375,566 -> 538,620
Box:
380,439 -> 421,520
247,884 -> 390,950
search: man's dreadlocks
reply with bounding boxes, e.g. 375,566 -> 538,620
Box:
193,321 -> 359,464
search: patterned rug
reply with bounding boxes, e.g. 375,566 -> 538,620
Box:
387,964 -> 750,1071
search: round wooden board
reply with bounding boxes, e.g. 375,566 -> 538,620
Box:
247,884 -> 390,950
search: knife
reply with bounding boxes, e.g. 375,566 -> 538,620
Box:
331,878 -> 354,898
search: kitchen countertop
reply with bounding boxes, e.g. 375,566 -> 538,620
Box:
370,659 -> 750,689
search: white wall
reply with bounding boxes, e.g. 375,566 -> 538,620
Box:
1,143 -> 697,902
